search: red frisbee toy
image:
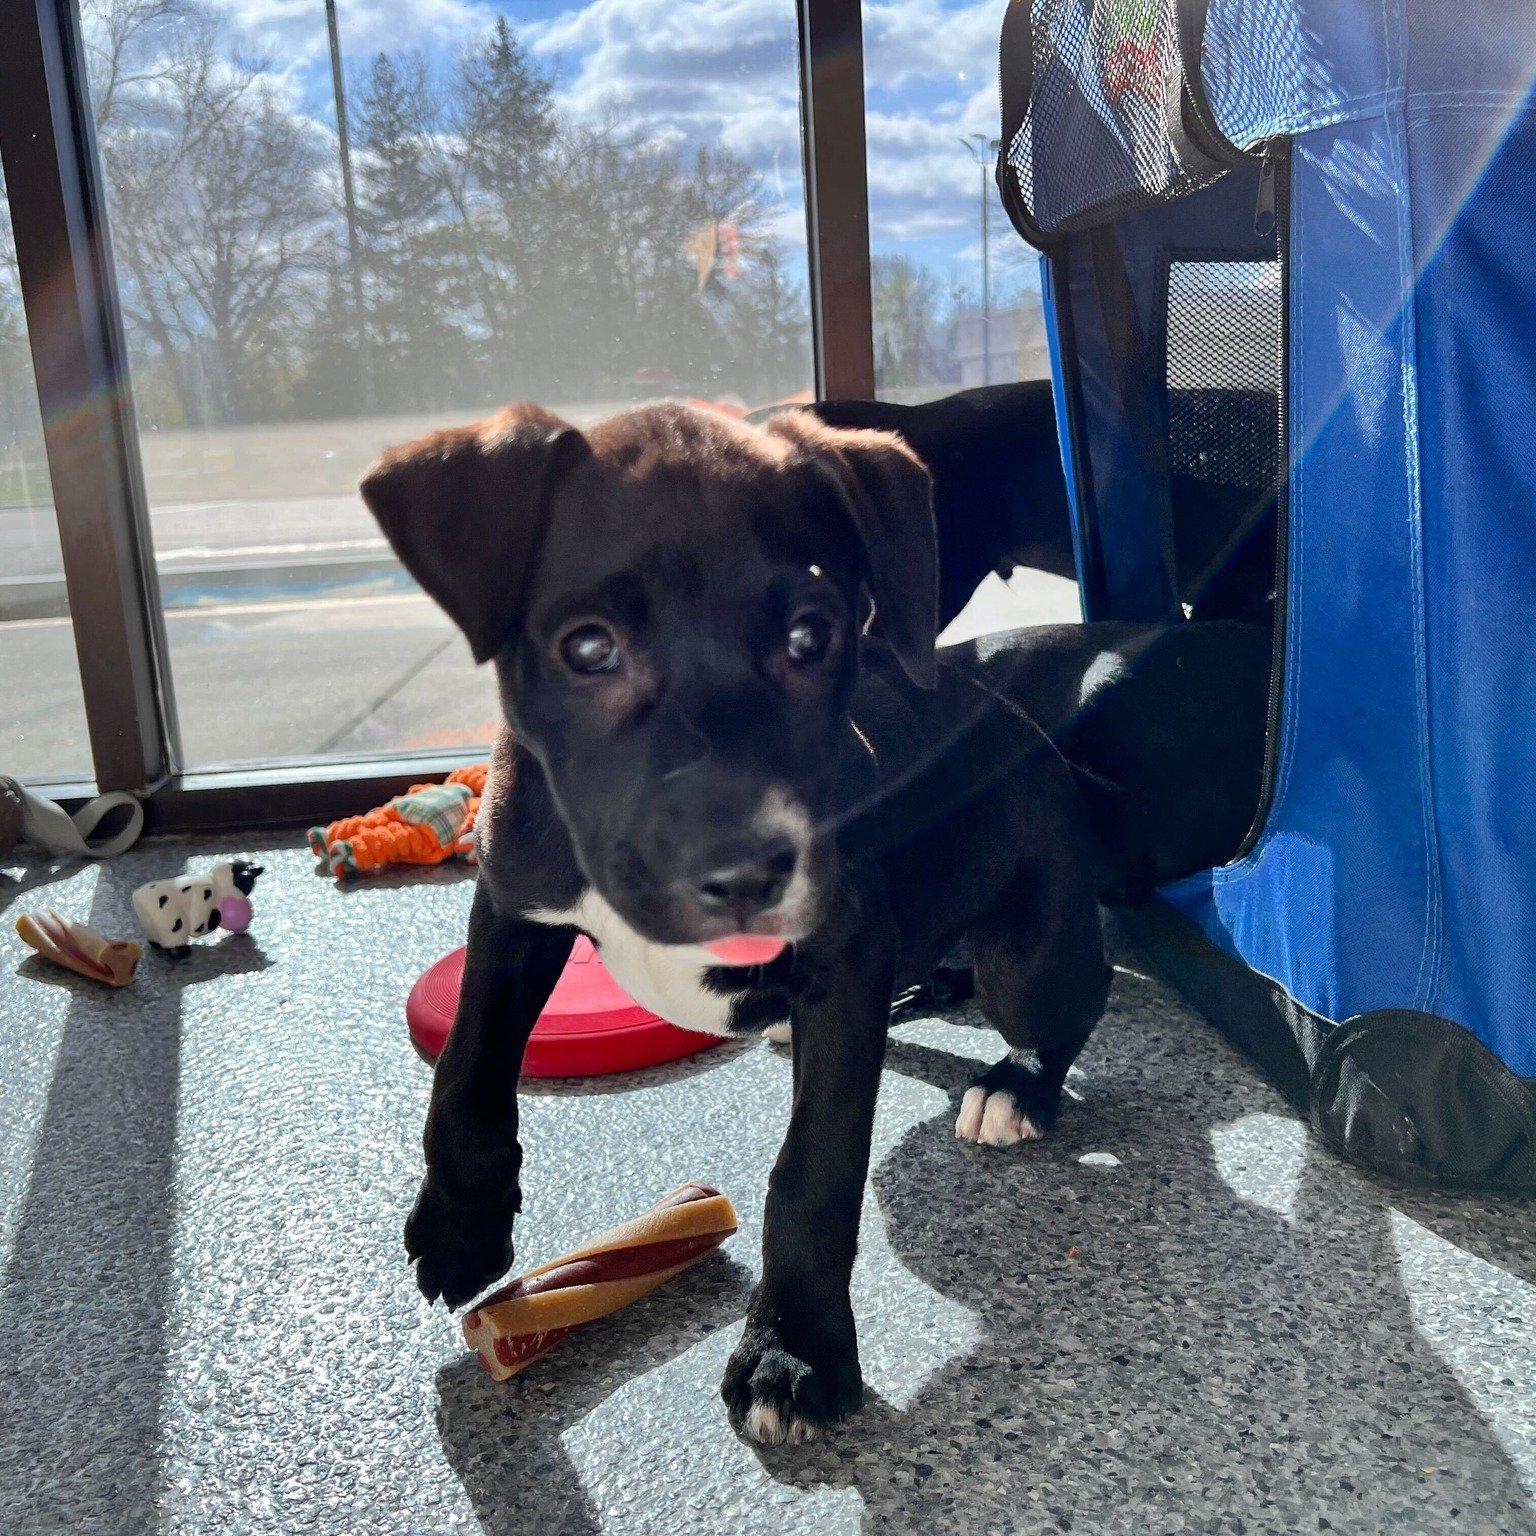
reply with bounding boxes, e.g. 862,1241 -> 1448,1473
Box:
406,936 -> 725,1077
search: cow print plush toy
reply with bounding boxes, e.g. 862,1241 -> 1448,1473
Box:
131,859 -> 263,956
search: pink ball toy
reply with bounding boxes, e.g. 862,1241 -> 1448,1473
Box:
218,895 -> 254,935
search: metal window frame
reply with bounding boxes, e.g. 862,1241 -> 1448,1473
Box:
3,0 -> 875,836
1,0 -> 180,795
799,0 -> 877,401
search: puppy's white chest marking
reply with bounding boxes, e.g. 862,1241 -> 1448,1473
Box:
1078,652 -> 1126,707
526,890 -> 756,1037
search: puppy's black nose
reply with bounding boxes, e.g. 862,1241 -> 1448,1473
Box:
691,840 -> 797,921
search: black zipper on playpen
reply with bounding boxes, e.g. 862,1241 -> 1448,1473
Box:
1233,137 -> 1292,860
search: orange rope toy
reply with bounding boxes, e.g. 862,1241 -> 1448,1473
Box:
309,763 -> 488,876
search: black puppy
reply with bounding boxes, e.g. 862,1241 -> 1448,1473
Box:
805,381 -> 1277,626
360,402 -> 1268,1444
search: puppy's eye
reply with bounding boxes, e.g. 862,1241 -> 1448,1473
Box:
559,624 -> 621,675
786,612 -> 833,665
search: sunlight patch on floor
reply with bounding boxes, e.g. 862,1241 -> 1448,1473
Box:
1209,1112 -> 1308,1221
1390,1211 -> 1536,1504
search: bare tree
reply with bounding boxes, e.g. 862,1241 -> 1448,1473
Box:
83,0 -> 332,425
84,0 -> 206,134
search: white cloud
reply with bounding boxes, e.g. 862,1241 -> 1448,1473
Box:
408,0 -> 1004,256
215,0 -> 1022,269
863,0 -> 1002,91
530,0 -> 788,66
529,0 -> 797,120
211,0 -> 501,67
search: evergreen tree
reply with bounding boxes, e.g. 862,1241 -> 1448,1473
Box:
354,52 -> 465,409
440,19 -> 560,385
457,19 -> 554,204
293,268 -> 369,417
872,254 -> 942,391
73,0 -> 817,419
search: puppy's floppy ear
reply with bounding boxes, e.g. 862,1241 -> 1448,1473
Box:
360,404 -> 589,662
770,412 -> 938,688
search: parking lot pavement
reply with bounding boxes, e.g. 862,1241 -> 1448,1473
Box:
0,570 -> 1078,784
0,592 -> 499,782
0,610 -> 95,782
1,496 -> 381,585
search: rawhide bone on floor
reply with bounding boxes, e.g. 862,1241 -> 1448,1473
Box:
462,1181 -> 738,1381
16,909 -> 141,987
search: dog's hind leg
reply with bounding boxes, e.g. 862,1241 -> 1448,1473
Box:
954,855 -> 1110,1148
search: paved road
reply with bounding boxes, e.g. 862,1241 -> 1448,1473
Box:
2,495 -> 385,595
0,569 -> 1080,784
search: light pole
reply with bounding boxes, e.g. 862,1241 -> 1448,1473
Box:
962,133 -> 1000,386
325,0 -> 375,413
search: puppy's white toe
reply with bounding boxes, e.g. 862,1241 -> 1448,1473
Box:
743,1398 -> 814,1445
762,1021 -> 793,1046
744,1401 -> 785,1444
979,1090 -> 1042,1147
955,1085 -> 988,1141
957,1087 -> 1044,1147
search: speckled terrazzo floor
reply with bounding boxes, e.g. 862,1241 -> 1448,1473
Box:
3,838 -> 1535,1536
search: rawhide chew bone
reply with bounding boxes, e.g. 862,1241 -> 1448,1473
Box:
462,1181 -> 738,1381
16,909 -> 142,987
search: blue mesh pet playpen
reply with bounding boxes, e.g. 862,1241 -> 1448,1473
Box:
995,0 -> 1536,1190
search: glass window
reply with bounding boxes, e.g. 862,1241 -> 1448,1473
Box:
78,0 -> 814,769
0,164 -> 95,784
861,2 -> 1075,636
861,2 -> 1049,402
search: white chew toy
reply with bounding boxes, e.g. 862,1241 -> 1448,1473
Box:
131,859 -> 263,952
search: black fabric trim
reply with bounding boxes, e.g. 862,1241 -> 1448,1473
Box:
1088,227 -> 1183,621
1174,0 -> 1247,167
1233,143 -> 1292,857
994,0 -> 1051,248
1045,245 -> 1110,618
1161,0 -> 1237,181
1113,899 -> 1536,1194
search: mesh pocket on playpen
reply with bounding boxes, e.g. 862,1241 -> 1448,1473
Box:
1001,0 -> 1230,238
1161,256 -> 1283,614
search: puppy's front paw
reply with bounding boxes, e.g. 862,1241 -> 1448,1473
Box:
403,1177 -> 516,1309
721,1321 -> 862,1444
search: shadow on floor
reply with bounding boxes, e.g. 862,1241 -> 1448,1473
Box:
0,858 -> 269,1536
0,856 -> 85,919
424,968 -> 1536,1534
731,989 -> 1536,1529
521,1037 -> 752,1100
742,978 -> 1536,1532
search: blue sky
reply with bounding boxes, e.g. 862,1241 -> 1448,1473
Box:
216,0 -> 1041,306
